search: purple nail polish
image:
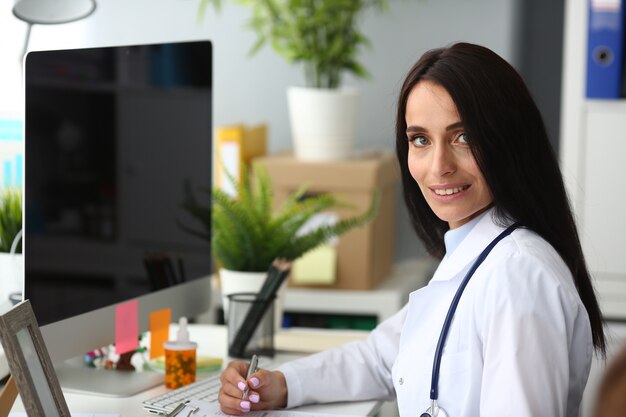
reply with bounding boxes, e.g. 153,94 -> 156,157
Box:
240,400 -> 251,410
237,381 -> 247,391
249,393 -> 260,403
250,377 -> 260,387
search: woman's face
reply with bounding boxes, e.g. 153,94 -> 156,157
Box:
405,80 -> 493,230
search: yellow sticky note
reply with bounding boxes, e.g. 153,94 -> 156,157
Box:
149,308 -> 171,359
292,244 -> 337,284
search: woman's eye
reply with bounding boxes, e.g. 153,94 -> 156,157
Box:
410,136 -> 429,146
456,132 -> 469,144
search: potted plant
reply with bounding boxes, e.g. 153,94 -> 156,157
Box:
200,0 -> 389,161
179,164 -> 379,325
0,187 -> 23,306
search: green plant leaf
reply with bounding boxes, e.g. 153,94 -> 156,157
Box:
0,188 -> 22,253
281,190 -> 380,260
179,163 -> 380,271
197,0 -> 398,88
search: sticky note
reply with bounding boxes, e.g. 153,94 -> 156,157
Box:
149,308 -> 171,359
292,244 -> 337,284
115,300 -> 139,355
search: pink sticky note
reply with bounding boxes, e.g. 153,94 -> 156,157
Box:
115,300 -> 139,355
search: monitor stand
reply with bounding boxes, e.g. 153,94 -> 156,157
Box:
54,356 -> 164,398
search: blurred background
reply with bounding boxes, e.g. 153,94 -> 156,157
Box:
0,0 -> 565,261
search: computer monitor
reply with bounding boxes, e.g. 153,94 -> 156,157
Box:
23,40 -> 213,397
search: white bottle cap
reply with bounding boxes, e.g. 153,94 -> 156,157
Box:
164,316 -> 197,351
177,316 -> 189,342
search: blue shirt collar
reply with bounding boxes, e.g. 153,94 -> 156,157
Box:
443,211 -> 489,257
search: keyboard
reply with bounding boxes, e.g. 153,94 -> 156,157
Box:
142,374 -> 221,415
142,357 -> 275,415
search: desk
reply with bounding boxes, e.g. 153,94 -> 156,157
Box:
8,325 -> 383,416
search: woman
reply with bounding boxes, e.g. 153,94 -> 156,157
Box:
217,42 -> 605,417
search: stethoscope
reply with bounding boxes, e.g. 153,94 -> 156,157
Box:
420,223 -> 520,417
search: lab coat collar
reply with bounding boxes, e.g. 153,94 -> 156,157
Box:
431,208 -> 513,282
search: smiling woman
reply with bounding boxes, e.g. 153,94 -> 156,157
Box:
215,42 -> 605,417
404,80 -> 493,230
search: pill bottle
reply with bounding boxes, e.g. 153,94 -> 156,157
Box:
164,317 -> 198,389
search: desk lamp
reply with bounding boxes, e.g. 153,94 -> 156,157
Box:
12,0 -> 97,61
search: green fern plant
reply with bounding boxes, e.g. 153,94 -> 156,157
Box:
179,164 -> 379,271
0,188 -> 22,253
199,0 -> 389,89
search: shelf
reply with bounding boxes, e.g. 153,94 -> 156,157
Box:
561,1 -> 626,323
204,257 -> 438,326
282,258 -> 435,321
585,99 -> 626,113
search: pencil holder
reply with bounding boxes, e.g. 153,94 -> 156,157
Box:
227,292 -> 275,358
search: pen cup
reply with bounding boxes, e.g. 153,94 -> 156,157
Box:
227,292 -> 275,359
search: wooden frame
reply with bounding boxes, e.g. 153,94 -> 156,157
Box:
0,300 -> 70,416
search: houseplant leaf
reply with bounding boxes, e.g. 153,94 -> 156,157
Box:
0,188 -> 22,253
179,163 -> 379,272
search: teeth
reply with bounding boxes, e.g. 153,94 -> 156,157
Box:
434,186 -> 467,196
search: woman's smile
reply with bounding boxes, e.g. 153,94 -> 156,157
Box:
430,184 -> 470,197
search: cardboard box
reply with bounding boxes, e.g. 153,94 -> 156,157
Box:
255,152 -> 398,290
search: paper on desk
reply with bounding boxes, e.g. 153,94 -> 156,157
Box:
9,411 -> 120,417
181,401 -> 362,417
275,328 -> 369,353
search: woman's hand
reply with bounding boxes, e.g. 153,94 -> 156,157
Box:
218,359 -> 288,415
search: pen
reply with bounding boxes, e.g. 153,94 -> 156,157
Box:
165,400 -> 188,417
242,354 -> 259,400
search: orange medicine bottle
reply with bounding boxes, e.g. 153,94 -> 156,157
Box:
164,317 -> 198,389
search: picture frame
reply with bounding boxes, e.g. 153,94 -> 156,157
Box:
0,300 -> 70,417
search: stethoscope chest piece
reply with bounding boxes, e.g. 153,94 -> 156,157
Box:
420,402 -> 449,417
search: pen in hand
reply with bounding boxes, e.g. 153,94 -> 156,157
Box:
242,354 -> 259,400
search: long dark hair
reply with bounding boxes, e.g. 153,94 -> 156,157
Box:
395,42 -> 605,354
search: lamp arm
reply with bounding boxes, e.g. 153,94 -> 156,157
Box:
20,23 -> 32,64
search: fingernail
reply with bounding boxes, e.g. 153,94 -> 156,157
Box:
240,401 -> 250,410
250,377 -> 260,387
237,381 -> 246,391
249,393 -> 260,403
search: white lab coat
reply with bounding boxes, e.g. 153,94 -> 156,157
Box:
279,211 -> 593,417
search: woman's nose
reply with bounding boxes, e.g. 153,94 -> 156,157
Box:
431,145 -> 456,177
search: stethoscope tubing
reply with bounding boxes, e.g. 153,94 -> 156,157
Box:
428,222 -> 521,401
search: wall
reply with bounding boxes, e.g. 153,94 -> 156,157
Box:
517,0 -> 565,152
1,0 -> 524,262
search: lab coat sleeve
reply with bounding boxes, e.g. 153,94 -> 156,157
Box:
277,304 -> 406,408
477,251 -> 593,417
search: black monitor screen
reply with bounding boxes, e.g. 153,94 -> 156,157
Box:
24,41 -> 213,325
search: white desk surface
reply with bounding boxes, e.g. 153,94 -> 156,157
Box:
8,324 -> 382,416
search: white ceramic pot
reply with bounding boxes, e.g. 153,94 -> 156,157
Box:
287,86 -> 359,161
218,268 -> 287,330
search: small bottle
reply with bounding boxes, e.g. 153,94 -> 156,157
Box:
164,317 -> 198,389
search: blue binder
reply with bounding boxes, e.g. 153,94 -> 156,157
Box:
586,0 -> 626,99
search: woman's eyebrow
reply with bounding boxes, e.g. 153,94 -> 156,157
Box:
406,125 -> 426,133
445,121 -> 464,131
406,121 -> 463,134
